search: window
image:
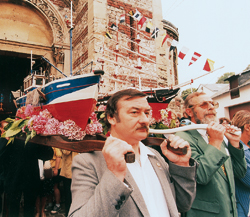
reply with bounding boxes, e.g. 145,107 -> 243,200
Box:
36,78 -> 43,85
229,78 -> 239,99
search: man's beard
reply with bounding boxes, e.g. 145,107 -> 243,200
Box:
193,110 -> 218,124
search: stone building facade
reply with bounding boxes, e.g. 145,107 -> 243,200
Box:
0,0 -> 179,96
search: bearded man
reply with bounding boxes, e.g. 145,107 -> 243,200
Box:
176,92 -> 247,217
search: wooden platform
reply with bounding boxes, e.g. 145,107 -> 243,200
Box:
16,134 -> 186,155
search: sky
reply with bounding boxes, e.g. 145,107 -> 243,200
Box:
161,0 -> 250,90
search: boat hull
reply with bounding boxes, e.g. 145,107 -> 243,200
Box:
42,98 -> 96,129
16,74 -> 101,130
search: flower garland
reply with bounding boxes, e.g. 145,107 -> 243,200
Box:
149,108 -> 177,138
2,104 -> 104,144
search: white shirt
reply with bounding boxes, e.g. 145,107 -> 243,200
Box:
126,142 -> 170,217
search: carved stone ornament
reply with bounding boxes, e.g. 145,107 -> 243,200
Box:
52,45 -> 65,64
27,0 -> 64,43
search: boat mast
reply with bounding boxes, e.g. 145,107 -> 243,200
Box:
31,50 -> 32,76
70,1 -> 73,76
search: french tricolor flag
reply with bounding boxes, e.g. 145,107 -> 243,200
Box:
178,46 -> 189,60
189,52 -> 202,66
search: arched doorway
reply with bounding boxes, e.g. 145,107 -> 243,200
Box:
0,0 -> 68,119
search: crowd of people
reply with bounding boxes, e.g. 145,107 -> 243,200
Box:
0,89 -> 250,217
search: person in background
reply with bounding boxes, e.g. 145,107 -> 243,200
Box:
35,160 -> 54,217
231,110 -> 250,217
60,150 -> 78,216
219,117 -> 231,126
0,120 -> 54,217
44,147 -> 62,214
179,117 -> 191,127
176,92 -> 247,217
69,89 -> 198,217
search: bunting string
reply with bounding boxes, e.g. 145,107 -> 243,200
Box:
90,7 -> 223,90
97,36 -> 169,68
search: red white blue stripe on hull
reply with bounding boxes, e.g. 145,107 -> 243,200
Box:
16,73 -> 101,130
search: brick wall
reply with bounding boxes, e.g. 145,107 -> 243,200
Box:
73,51 -> 88,69
72,0 -> 88,72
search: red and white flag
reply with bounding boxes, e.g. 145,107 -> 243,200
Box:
188,52 -> 202,66
138,16 -> 146,28
178,46 -> 189,60
120,14 -> 125,23
161,33 -> 169,46
203,58 -> 215,72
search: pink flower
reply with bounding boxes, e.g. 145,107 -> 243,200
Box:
16,106 -> 27,119
97,105 -> 106,111
89,112 -> 98,122
43,118 -> 60,135
27,115 -> 47,134
59,119 -> 86,140
39,109 -> 52,119
24,104 -> 34,117
93,121 -> 103,134
85,123 -> 98,135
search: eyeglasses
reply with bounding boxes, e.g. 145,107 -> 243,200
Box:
180,119 -> 191,125
189,101 -> 219,109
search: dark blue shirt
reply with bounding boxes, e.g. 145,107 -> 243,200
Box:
235,141 -> 250,217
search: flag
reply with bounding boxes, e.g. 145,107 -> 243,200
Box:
189,52 -> 202,66
128,10 -> 134,16
133,9 -> 141,21
138,16 -> 146,28
111,24 -> 118,31
151,27 -> 159,39
161,33 -> 169,46
105,31 -> 112,39
120,14 -> 125,23
170,39 -> 179,51
203,58 -> 215,72
178,46 -> 189,60
145,21 -> 153,33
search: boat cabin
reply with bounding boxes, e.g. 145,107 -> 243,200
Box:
23,69 -> 53,95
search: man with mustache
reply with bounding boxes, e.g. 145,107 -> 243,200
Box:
175,92 -> 247,217
69,89 -> 198,217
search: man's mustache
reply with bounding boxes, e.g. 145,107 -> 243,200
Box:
205,111 -> 216,116
136,125 -> 149,132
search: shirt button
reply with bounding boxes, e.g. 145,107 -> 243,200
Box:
118,200 -> 123,205
115,205 -> 120,210
120,195 -> 126,201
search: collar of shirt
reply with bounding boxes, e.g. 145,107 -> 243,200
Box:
191,122 -> 209,143
126,142 -> 170,217
240,140 -> 250,151
138,141 -> 155,166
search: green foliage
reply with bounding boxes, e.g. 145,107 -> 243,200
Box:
149,122 -> 170,138
216,72 -> 235,84
243,64 -> 250,72
1,118 -> 28,145
181,88 -> 197,101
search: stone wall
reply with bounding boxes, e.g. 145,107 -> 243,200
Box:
0,0 -> 177,93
